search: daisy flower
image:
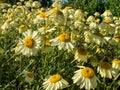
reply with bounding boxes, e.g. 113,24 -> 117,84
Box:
32,1 -> 41,8
84,31 -> 93,43
33,12 -> 47,24
112,59 -> 120,70
72,66 -> 98,90
99,19 -> 112,29
38,25 -> 56,35
94,12 -> 100,17
115,26 -> 120,35
92,32 -> 106,45
74,20 -> 85,29
1,19 -> 12,30
101,10 -> 113,17
97,61 -> 113,79
89,21 -> 98,30
74,9 -> 85,21
52,0 -> 63,9
22,70 -> 34,84
50,33 -> 74,52
99,19 -> 116,35
113,36 -> 120,43
86,15 -> 95,24
74,47 -> 88,62
17,30 -> 41,56
42,73 -> 69,90
47,8 -> 64,26
18,24 -> 26,33
62,6 -> 73,18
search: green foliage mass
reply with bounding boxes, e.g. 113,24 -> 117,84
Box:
1,0 -> 120,16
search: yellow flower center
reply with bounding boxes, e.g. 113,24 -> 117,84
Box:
103,19 -> 112,24
58,34 -> 70,42
45,26 -> 51,30
114,36 -> 120,41
76,9 -> 84,13
10,13 -> 14,17
56,0 -> 60,2
5,19 -> 12,23
19,25 -> 25,29
44,35 -> 50,40
105,10 -> 111,12
44,43 -> 51,47
38,12 -> 46,18
50,74 -> 61,83
93,32 -> 104,38
81,67 -> 94,78
24,37 -> 34,48
85,34 -> 91,39
27,72 -> 34,78
99,62 -> 112,69
52,8 -> 63,15
113,59 -> 120,64
65,6 -> 72,10
77,47 -> 87,55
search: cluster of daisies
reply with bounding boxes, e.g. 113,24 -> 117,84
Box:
0,0 -> 120,90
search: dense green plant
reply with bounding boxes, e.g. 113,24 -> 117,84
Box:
1,0 -> 120,16
1,0 -> 19,4
67,0 -> 106,15
105,0 -> 120,16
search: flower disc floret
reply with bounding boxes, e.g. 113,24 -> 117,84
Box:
78,47 -> 87,55
99,62 -> 112,69
114,36 -> 120,41
52,8 -> 63,15
105,10 -> 111,12
65,6 -> 72,10
58,34 -> 70,42
81,67 -> 94,78
27,72 -> 34,78
50,74 -> 62,83
103,19 -> 112,24
38,12 -> 46,18
86,34 -> 91,39
45,26 -> 51,30
113,59 -> 120,64
19,25 -> 25,29
6,19 -> 12,23
24,37 -> 34,48
44,43 -> 51,47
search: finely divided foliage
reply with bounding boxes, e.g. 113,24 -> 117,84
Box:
0,0 -> 120,90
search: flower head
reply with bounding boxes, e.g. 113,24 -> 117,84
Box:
22,70 -> 34,83
72,66 -> 98,90
97,62 -> 113,79
43,74 -> 69,90
102,10 -> 113,17
74,47 -> 88,62
17,30 -> 41,56
58,34 -> 70,42
50,33 -> 74,52
112,59 -> 120,70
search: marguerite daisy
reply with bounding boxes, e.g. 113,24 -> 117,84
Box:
22,70 -> 34,84
97,61 -> 113,79
72,66 -> 98,90
50,33 -> 74,52
74,47 -> 88,62
112,59 -> 120,70
17,30 -> 41,56
42,73 -> 69,90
